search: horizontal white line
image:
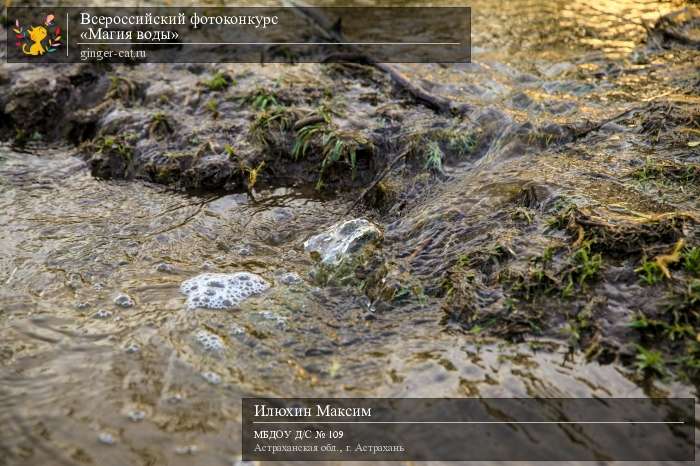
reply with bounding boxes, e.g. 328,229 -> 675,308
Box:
252,421 -> 684,424
76,42 -> 461,46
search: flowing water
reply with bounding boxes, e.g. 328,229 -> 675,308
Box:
1,1 -> 698,465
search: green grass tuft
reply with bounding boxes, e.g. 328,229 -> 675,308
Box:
571,242 -> 602,287
634,345 -> 666,377
248,87 -> 279,110
206,99 -> 219,118
203,72 -> 232,92
682,247 -> 700,275
148,112 -> 173,138
636,258 -> 664,285
424,141 -> 445,174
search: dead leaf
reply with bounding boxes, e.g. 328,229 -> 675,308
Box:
654,239 -> 685,279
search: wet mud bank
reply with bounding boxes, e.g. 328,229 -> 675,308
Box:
2,5 -> 700,388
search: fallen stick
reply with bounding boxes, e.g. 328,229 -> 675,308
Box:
571,105 -> 645,141
286,1 -> 471,117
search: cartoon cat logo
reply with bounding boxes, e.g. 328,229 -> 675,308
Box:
24,25 -> 48,55
14,14 -> 62,57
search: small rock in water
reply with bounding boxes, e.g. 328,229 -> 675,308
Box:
127,410 -> 146,422
125,343 -> 140,354
114,293 -> 135,308
229,324 -> 245,336
97,432 -> 115,445
630,49 -> 649,65
303,219 -> 382,265
93,309 -> 113,319
155,262 -> 175,273
165,393 -> 184,404
201,371 -> 222,385
180,272 -> 270,310
195,330 -> 225,352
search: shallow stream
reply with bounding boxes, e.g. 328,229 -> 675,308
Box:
1,1 -> 698,465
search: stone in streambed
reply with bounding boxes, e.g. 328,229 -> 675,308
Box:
303,219 -> 382,266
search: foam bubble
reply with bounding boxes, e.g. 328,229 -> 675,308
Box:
98,432 -> 115,445
180,272 -> 270,310
125,343 -> 140,354
195,330 -> 225,352
175,445 -> 198,455
127,410 -> 146,422
276,271 -> 302,285
114,293 -> 135,308
94,309 -> 113,319
201,371 -> 222,385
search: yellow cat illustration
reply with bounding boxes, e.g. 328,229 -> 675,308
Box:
22,26 -> 47,56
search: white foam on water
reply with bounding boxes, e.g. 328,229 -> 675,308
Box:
180,272 -> 270,310
98,432 -> 115,445
201,371 -> 222,385
194,330 -> 225,352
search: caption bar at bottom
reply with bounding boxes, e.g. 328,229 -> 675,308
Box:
241,397 -> 695,461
